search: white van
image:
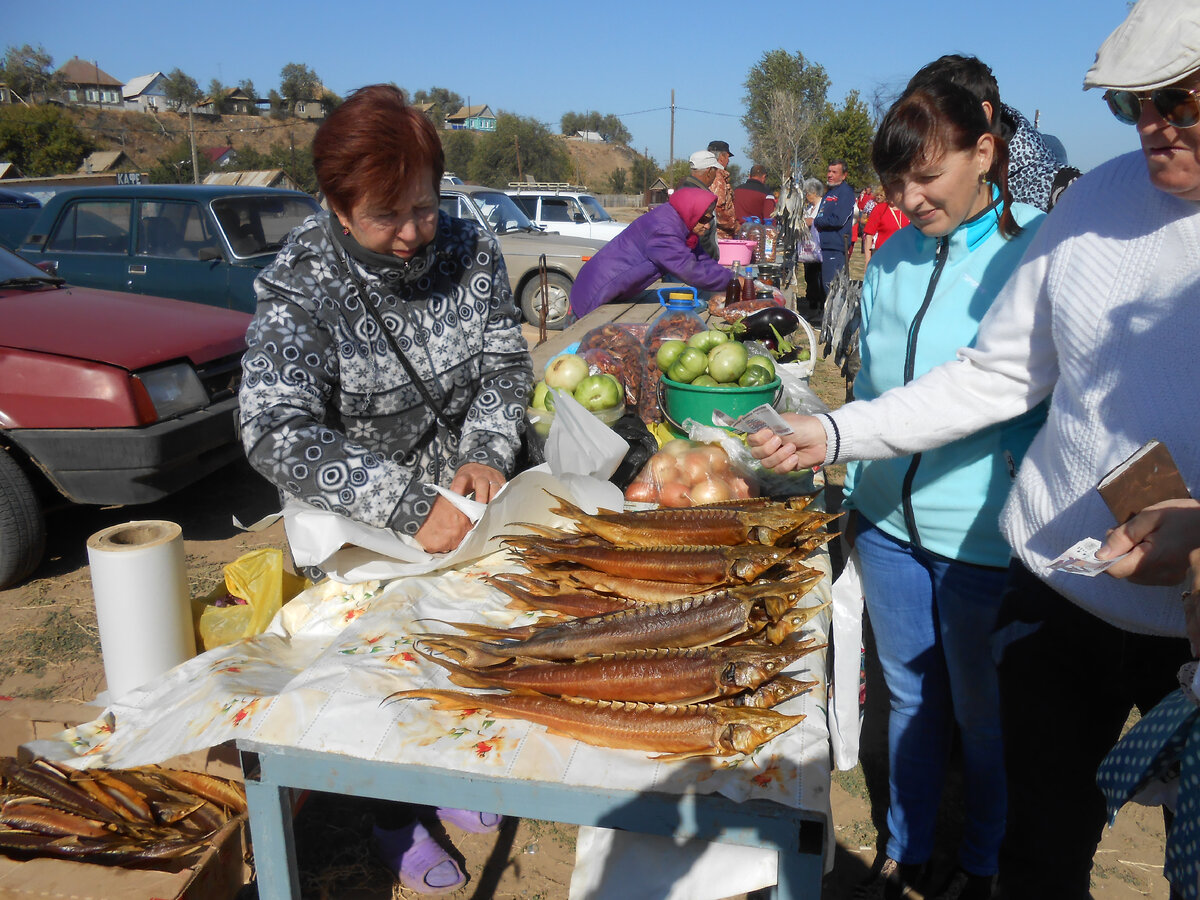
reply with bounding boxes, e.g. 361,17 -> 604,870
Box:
505,183 -> 627,243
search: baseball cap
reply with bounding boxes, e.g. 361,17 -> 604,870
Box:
707,140 -> 734,157
1084,0 -> 1200,91
689,150 -> 723,170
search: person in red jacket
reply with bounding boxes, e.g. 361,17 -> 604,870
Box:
863,188 -> 910,265
733,164 -> 777,221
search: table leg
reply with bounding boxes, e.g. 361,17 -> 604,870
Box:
241,749 -> 301,900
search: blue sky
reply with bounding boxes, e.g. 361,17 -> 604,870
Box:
9,0 -> 1139,176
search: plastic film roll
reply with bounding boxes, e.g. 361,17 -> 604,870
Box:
86,520 -> 196,701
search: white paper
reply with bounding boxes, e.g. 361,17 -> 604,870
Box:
1047,537 -> 1128,576
86,520 -> 196,701
829,543 -> 865,770
283,469 -> 625,583
545,389 -> 630,480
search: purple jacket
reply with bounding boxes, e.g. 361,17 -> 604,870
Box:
569,187 -> 735,318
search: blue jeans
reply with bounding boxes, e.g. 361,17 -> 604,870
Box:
855,520 -> 1008,874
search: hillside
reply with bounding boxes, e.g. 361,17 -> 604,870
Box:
55,107 -> 641,192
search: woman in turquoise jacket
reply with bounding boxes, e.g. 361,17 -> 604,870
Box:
847,79 -> 1046,900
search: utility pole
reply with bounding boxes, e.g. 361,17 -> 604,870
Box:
669,89 -> 675,167
188,107 -> 199,184
515,135 -> 522,181
644,147 -> 649,203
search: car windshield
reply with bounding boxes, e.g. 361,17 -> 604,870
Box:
0,245 -> 61,287
469,191 -> 537,234
211,195 -> 321,257
578,195 -> 614,222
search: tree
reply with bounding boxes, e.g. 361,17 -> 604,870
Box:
236,143 -> 319,194
267,89 -> 285,119
629,154 -> 660,197
441,130 -> 476,179
754,88 -> 822,188
607,168 -> 628,194
147,138 -> 213,184
207,79 -> 226,114
559,111 -> 632,146
0,105 -> 93,176
163,68 -> 202,111
0,44 -> 61,103
817,90 -> 876,189
412,86 -> 463,126
468,113 -> 569,186
279,63 -> 321,111
741,50 -> 830,182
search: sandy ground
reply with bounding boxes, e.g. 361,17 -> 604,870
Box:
0,287 -> 1174,897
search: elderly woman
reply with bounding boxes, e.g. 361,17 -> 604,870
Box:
749,0 -> 1200,894
238,84 -> 532,893
800,177 -> 825,311
568,186 -> 741,319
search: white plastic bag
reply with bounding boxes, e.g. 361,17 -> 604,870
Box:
829,543 -> 866,770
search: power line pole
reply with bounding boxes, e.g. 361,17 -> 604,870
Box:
188,107 -> 199,184
669,89 -> 675,167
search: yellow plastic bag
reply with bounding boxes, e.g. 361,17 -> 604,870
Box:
192,548 -> 311,652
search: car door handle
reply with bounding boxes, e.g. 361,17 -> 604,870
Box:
128,264 -> 146,275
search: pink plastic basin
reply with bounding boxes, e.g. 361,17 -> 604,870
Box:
717,239 -> 757,266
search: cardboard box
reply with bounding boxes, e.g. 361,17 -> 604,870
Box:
0,698 -> 250,900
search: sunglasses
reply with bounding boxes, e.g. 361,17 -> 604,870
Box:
1104,86 -> 1200,128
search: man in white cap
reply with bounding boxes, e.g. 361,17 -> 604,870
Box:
744,0 -> 1200,896
677,149 -> 724,260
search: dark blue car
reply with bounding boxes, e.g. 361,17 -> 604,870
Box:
18,185 -> 321,312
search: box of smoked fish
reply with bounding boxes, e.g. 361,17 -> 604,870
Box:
0,698 -> 250,900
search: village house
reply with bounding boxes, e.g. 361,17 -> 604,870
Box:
55,57 -> 123,108
122,72 -> 168,112
445,104 -> 496,132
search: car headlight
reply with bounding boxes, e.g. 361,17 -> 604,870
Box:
134,363 -> 209,420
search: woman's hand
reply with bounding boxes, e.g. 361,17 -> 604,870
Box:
1099,499 -> 1200,585
451,462 -> 507,504
413,463 -> 507,554
747,415 -> 828,472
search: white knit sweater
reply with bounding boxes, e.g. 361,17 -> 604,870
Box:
825,151 -> 1199,636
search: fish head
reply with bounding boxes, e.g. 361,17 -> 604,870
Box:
718,708 -> 807,755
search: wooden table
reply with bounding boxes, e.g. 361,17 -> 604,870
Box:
527,283 -> 704,372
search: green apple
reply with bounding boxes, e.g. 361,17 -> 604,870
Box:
530,382 -> 551,410
544,353 -> 589,392
573,373 -> 622,411
656,339 -> 687,373
707,340 -> 749,384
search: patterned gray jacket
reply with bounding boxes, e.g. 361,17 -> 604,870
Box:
238,210 -> 533,538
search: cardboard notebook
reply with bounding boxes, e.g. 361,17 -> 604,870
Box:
1097,439 -> 1191,524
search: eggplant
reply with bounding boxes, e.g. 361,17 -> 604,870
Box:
736,307 -> 801,343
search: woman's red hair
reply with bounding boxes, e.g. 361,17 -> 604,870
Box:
312,84 -> 445,214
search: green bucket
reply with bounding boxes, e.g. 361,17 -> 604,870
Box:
658,374 -> 783,434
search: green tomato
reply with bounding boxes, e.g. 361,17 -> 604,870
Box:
714,381 -> 741,389
686,329 -> 730,352
692,374 -> 719,387
707,340 -> 749,384
667,346 -> 709,384
656,339 -> 687,373
798,349 -> 811,361
746,354 -> 776,379
738,364 -> 773,387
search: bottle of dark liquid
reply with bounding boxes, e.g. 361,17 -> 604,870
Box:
725,262 -> 741,306
741,266 -> 756,303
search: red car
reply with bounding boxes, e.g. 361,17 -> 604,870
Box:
0,245 -> 251,588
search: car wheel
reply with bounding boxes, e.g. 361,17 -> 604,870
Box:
0,448 -> 45,589
520,273 -> 573,331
